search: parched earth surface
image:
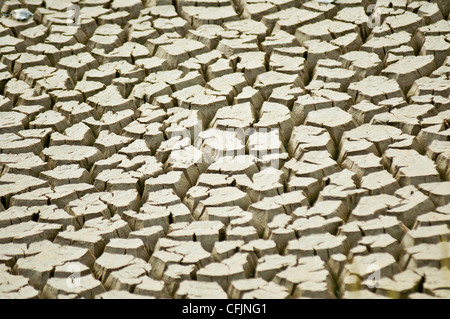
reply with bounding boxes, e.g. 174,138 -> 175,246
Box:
0,0 -> 449,299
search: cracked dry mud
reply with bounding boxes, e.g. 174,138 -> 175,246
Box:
0,0 -> 449,299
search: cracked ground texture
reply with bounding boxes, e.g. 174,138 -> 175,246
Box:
0,0 -> 449,299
